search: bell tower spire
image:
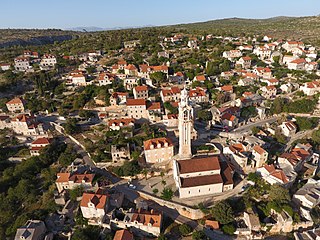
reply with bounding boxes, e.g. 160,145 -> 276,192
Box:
178,87 -> 193,159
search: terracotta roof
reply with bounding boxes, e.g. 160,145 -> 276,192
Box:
229,143 -> 245,153
134,85 -> 148,92
147,102 -> 161,110
31,137 -> 50,145
284,121 -> 296,131
292,147 -> 310,161
113,230 -> 134,240
112,92 -> 128,98
178,156 -> 220,174
271,170 -> 288,183
126,99 -> 146,106
267,78 -> 279,83
195,75 -> 206,81
125,64 -> 137,71
221,112 -> 236,121
161,87 -> 181,96
205,220 -> 219,230
241,56 -> 252,61
144,137 -> 173,150
108,118 -> 135,127
129,209 -> 162,227
175,72 -> 184,77
290,58 -> 306,64
253,145 -> 266,155
69,173 -> 95,183
13,114 -> 33,122
221,85 -> 233,92
56,173 -> 71,183
80,192 -> 108,209
180,174 -> 223,188
139,64 -> 149,73
30,146 -> 44,151
189,87 -> 206,97
220,161 -> 234,185
151,65 -> 168,71
6,97 -> 24,105
118,60 -> 127,65
263,164 -> 276,174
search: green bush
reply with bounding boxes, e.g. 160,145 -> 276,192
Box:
178,224 -> 192,236
222,224 -> 235,235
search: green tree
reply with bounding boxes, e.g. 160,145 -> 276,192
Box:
150,72 -> 167,85
64,118 -> 80,134
197,109 -> 212,121
312,129 -> 320,144
269,184 -> 290,203
211,201 -> 234,224
192,230 -> 207,240
161,187 -> 173,200
179,224 -> 192,236
222,224 -> 236,235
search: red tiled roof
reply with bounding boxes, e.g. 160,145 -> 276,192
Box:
69,173 -> 95,183
80,192 -> 108,209
6,97 -> 24,105
31,137 -> 50,145
130,210 -> 162,227
126,99 -> 146,106
114,230 -> 134,240
221,85 -> 233,92
290,58 -> 306,64
180,174 -> 223,188
108,118 -> 135,127
125,64 -> 137,71
221,112 -> 236,121
134,85 -> 148,92
144,137 -> 173,150
195,75 -> 206,81
253,145 -> 266,155
147,102 -> 161,110
205,220 -> 219,230
178,156 -> 220,174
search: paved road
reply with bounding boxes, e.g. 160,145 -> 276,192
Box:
285,129 -> 315,152
232,116 -> 277,134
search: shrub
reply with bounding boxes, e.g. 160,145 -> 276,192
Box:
178,224 -> 192,236
222,224 -> 235,235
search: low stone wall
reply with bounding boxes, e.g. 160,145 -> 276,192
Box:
137,190 -> 205,220
293,221 -> 314,230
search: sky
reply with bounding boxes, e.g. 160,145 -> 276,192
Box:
0,0 -> 320,29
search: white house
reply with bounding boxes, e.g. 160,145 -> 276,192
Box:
80,192 -> 108,224
143,137 -> 174,166
133,85 -> 148,99
293,178 -> 320,209
288,58 -> 306,70
300,81 -> 320,96
126,99 -> 148,119
280,121 -> 297,137
257,164 -> 290,185
252,145 -> 268,168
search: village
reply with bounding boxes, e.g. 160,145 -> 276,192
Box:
1,30 -> 320,240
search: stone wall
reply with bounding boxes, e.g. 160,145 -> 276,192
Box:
137,190 -> 205,220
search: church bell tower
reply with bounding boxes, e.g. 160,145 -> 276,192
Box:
178,88 -> 193,159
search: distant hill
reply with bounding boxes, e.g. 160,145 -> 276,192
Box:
1,16 -> 320,48
0,29 -> 81,48
166,15 -> 320,44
